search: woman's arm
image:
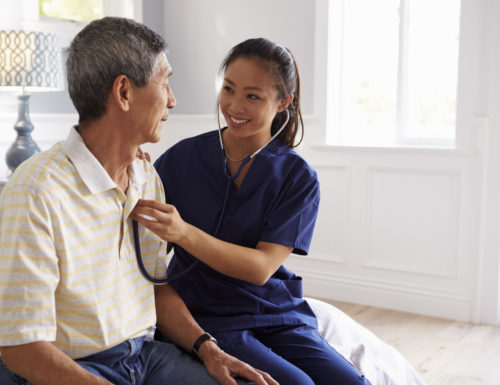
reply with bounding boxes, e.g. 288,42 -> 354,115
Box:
132,199 -> 292,285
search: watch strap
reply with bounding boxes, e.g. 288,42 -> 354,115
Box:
192,332 -> 217,358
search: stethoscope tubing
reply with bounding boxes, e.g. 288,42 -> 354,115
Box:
134,110 -> 290,284
133,219 -> 169,284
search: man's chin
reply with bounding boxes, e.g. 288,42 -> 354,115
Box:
148,137 -> 161,144
149,130 -> 163,144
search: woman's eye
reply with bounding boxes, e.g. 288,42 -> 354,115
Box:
223,85 -> 233,93
248,94 -> 260,100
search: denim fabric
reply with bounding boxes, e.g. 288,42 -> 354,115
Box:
0,337 -> 252,385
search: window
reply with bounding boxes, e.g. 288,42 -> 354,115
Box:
18,0 -> 143,47
327,0 -> 461,146
39,0 -> 104,23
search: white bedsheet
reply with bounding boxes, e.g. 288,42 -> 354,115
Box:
306,297 -> 427,385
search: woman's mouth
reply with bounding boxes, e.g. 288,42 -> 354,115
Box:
229,115 -> 249,127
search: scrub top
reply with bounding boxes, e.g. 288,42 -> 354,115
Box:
154,130 -> 320,332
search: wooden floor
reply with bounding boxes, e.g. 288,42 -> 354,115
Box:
324,299 -> 500,385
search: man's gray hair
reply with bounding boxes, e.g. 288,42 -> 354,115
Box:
66,17 -> 168,124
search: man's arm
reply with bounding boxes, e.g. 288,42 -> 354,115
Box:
0,342 -> 112,385
154,284 -> 278,385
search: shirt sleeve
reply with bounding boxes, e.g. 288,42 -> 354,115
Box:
260,166 -> 320,255
0,184 -> 59,346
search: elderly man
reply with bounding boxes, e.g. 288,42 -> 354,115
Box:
0,17 -> 276,385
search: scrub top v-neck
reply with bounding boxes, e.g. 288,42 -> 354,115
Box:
154,130 -> 320,332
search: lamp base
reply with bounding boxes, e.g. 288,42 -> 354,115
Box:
5,93 -> 40,173
5,136 -> 41,173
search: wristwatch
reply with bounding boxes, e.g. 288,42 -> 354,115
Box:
192,332 -> 218,358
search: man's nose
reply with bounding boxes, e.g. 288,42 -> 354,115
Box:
167,86 -> 176,109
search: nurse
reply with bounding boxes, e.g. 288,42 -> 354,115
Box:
132,38 -> 371,385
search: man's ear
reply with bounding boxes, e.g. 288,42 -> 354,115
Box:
112,75 -> 134,112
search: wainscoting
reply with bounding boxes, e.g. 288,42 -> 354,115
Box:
288,141 -> 483,323
144,114 -> 492,324
0,112 -> 497,325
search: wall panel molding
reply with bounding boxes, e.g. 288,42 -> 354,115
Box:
362,166 -> 463,278
309,164 -> 352,265
291,263 -> 471,321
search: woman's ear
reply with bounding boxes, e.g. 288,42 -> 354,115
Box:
112,75 -> 134,112
278,94 -> 294,112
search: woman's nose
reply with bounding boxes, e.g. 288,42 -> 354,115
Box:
228,96 -> 246,114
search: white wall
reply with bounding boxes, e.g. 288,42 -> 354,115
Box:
162,0 -> 315,115
1,0 -> 499,324
148,0 -> 500,325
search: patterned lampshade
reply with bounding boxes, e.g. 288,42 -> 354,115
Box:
0,30 -> 64,91
0,30 -> 64,174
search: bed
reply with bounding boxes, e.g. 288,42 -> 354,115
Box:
306,297 -> 426,385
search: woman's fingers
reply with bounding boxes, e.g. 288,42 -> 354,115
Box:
137,147 -> 151,162
132,200 -> 184,243
132,205 -> 163,221
135,199 -> 174,213
132,212 -> 168,240
133,200 -> 175,220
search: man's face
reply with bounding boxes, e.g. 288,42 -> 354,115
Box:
130,53 -> 176,144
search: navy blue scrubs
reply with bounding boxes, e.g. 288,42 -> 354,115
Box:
155,131 -> 371,385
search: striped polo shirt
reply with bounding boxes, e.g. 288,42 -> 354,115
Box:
0,127 -> 167,358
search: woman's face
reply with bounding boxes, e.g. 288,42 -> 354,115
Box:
219,57 -> 286,142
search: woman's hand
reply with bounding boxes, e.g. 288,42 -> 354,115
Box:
136,147 -> 151,162
131,199 -> 188,244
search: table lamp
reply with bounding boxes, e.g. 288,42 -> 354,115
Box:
0,30 -> 64,173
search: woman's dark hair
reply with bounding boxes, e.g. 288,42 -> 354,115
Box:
219,38 -> 304,148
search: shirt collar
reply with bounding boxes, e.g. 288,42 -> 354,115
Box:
63,126 -> 147,194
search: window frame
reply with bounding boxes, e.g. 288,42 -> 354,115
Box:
324,0 -> 460,148
22,0 -> 143,47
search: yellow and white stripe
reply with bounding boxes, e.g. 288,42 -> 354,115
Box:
0,127 -> 167,359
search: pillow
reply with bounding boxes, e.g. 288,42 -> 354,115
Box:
306,297 -> 427,385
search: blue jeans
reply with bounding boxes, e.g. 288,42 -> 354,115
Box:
0,337 -> 252,385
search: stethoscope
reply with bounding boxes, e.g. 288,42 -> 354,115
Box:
133,110 -> 290,284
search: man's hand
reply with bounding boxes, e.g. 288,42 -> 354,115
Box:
198,341 -> 278,385
154,284 -> 278,385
